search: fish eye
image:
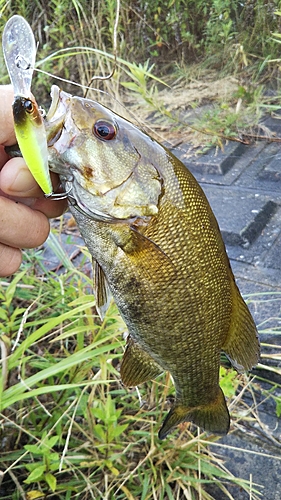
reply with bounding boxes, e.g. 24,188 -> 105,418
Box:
93,120 -> 116,141
24,99 -> 34,113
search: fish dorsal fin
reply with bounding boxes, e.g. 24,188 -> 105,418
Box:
93,259 -> 112,320
120,336 -> 164,386
222,284 -> 260,372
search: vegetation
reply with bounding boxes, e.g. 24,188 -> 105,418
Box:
0,0 -> 281,145
1,0 -> 281,80
1,1 -> 281,498
0,234 -> 268,500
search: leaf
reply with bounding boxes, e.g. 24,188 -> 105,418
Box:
7,299 -> 96,367
69,294 -> 96,306
105,460 -> 119,476
275,398 -> 281,417
1,379 -> 113,408
24,465 -> 46,483
50,460 -> 61,471
45,231 -> 75,271
93,424 -> 106,441
0,309 -> 8,321
1,337 -> 120,409
44,435 -> 59,450
120,485 -> 135,499
120,81 -> 141,92
45,472 -> 57,492
220,366 -> 238,398
26,491 -> 44,499
37,48 -> 168,87
92,407 -> 106,421
24,444 -> 43,455
111,423 -> 129,439
3,269 -> 27,308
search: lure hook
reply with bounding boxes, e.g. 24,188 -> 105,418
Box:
44,183 -> 73,201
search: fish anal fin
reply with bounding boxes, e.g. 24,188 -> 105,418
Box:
93,259 -> 112,320
158,387 -> 230,439
222,287 -> 260,372
121,336 -> 164,386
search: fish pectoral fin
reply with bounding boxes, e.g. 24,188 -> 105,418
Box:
222,287 -> 260,372
120,224 -> 174,271
93,259 -> 112,320
158,387 -> 230,440
120,336 -> 164,386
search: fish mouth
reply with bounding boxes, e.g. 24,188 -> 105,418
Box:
46,85 -> 61,121
45,85 -> 69,146
45,85 -> 76,198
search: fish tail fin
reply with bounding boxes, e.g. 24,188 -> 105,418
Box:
158,388 -> 230,440
222,286 -> 260,372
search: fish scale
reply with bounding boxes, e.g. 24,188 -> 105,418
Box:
46,85 -> 260,439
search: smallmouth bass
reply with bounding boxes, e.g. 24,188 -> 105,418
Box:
45,85 -> 260,439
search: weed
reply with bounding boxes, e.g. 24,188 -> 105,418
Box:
0,0 -> 279,150
1,3 -> 281,498
1,0 -> 281,93
0,234 -> 263,499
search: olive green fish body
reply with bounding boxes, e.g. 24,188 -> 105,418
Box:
46,86 -> 259,438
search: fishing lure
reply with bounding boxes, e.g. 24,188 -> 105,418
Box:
2,15 -> 53,196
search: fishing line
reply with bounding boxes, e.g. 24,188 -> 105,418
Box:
14,53 -> 107,96
29,0 -> 148,130
33,67 -> 110,97
12,52 -> 110,98
12,43 -> 175,153
32,0 -> 120,98
33,66 -> 144,130
33,64 -> 150,136
7,3 -> 162,147
84,0 -> 120,97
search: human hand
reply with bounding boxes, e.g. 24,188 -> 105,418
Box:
0,85 -> 67,277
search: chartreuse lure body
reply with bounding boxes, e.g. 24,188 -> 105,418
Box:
2,15 -> 53,195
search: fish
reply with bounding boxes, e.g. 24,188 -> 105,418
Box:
45,84 -> 260,439
2,15 -> 53,195
12,95 -> 53,195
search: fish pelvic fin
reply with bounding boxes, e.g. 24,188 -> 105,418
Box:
158,388 -> 230,440
222,286 -> 260,372
93,259 -> 112,320
121,336 -> 164,386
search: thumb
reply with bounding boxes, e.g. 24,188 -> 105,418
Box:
0,157 -> 40,197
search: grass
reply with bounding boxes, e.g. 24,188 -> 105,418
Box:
1,2 -> 281,498
0,227 -> 272,500
1,0 -> 281,150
